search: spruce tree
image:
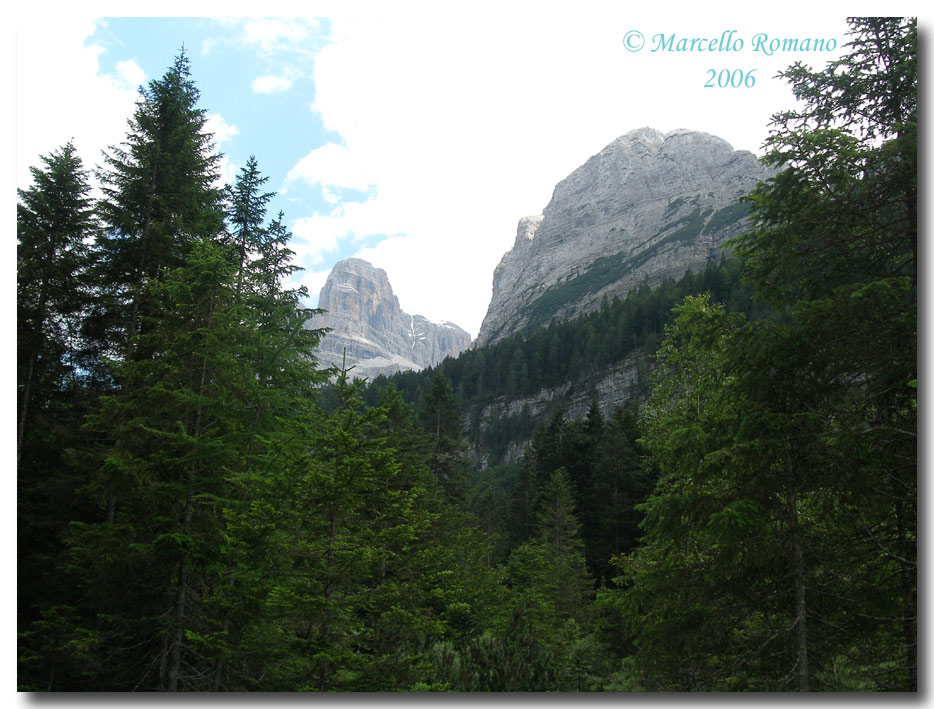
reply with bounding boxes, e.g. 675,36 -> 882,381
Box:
420,370 -> 467,503
93,48 -> 224,361
224,155 -> 275,296
17,141 -> 96,467
587,405 -> 648,584
16,143 -> 99,687
65,240 -> 250,690
615,18 -> 917,692
732,17 -> 916,689
535,469 -> 592,625
23,56 -> 332,692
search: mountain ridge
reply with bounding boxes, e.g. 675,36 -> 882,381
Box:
307,257 -> 471,380
475,127 -> 775,346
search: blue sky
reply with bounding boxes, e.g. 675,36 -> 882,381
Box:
14,9 -> 871,338
89,17 -> 337,198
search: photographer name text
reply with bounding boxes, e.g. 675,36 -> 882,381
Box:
623,29 -> 839,88
651,30 -> 836,55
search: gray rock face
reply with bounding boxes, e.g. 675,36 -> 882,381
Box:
308,258 -> 471,380
475,127 -> 775,346
467,350 -> 650,469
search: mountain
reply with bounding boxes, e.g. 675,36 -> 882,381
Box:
308,257 -> 471,380
475,127 -> 775,346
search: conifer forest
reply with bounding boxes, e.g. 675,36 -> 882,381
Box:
17,17 -> 916,691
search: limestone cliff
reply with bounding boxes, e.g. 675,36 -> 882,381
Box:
475,127 -> 774,346
308,258 -> 471,380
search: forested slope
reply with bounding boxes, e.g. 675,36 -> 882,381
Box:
17,18 -> 915,692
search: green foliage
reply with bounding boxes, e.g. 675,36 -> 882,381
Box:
370,255 -> 759,471
420,371 -> 469,504
17,142 -> 103,655
518,203 -> 748,333
93,49 -> 225,360
500,402 -> 653,585
703,201 -> 749,234
615,18 -> 917,692
17,141 -> 96,391
17,18 -> 916,693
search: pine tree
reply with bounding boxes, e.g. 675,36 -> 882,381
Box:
16,142 -> 100,689
492,469 -> 594,691
420,370 -> 467,504
507,450 -> 540,551
617,296 -> 778,690
535,469 -> 592,625
93,49 -> 224,361
614,18 -> 917,692
224,155 -> 275,296
229,367 -> 504,691
199,160 -> 327,690
23,58 -> 333,692
587,405 -> 649,583
732,17 -> 916,689
17,141 -> 96,467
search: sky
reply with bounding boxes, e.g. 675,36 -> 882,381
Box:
10,6 -> 911,339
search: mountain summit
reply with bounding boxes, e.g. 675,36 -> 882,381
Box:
308,258 -> 471,380
475,127 -> 775,346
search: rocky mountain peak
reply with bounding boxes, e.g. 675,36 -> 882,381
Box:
309,258 -> 471,380
317,258 -> 404,332
475,127 -> 773,346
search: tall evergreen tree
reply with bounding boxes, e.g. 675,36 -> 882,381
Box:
49,240 -> 239,689
420,370 -> 467,503
17,56 -> 333,692
507,451 -> 540,551
535,469 -> 593,624
223,155 -> 275,296
16,142 -> 99,667
482,469 -> 594,691
617,17 -> 917,692
93,48 -> 224,361
586,405 -> 649,583
618,296 -> 815,690
17,141 -> 96,467
733,17 -> 916,689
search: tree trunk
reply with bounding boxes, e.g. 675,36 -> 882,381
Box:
896,498 -> 917,689
167,514 -> 190,692
157,633 -> 168,691
791,496 -> 808,692
17,347 -> 37,472
786,452 -> 808,692
125,158 -> 160,359
17,277 -> 49,472
319,503 -> 336,691
167,347 -> 208,691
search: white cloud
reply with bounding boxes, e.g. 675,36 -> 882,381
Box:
214,155 -> 239,190
202,114 -> 240,188
16,18 -> 140,191
299,268 -> 331,308
290,196 -> 406,267
242,18 -> 315,53
285,141 -> 375,192
252,74 -> 293,93
116,58 -> 145,88
287,14 -> 850,338
291,214 -> 342,266
205,113 -> 239,144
